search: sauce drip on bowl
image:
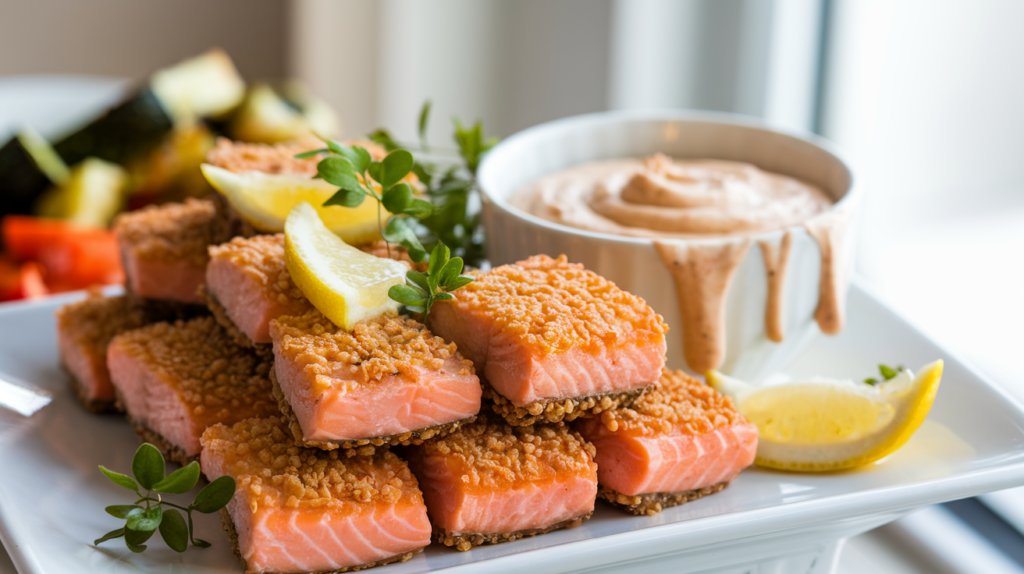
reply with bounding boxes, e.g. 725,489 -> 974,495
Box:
512,154 -> 851,372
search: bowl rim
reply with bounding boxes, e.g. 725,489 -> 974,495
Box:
477,108 -> 856,247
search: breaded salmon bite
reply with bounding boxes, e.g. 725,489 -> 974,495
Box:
114,198 -> 227,304
428,254 -> 669,425
576,369 -> 758,515
406,413 -> 598,551
107,316 -> 279,465
201,417 -> 431,574
56,293 -> 152,413
269,308 -> 482,451
204,234 -> 313,350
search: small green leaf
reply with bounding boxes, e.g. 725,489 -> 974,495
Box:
864,378 -> 878,386
192,538 -> 212,548
389,284 -> 427,306
418,100 -> 432,148
94,527 -> 125,546
192,476 -> 236,514
158,508 -> 189,553
99,466 -> 138,492
380,149 -> 414,191
126,505 -> 162,532
404,304 -> 426,314
327,139 -> 348,155
428,242 -> 450,279
367,161 -> 383,184
293,148 -> 329,159
382,183 -> 413,214
125,526 -> 155,553
105,505 -> 142,519
383,217 -> 426,262
879,364 -> 898,381
132,443 -> 165,490
405,198 -> 434,219
328,142 -> 372,174
317,156 -> 365,196
153,461 -> 201,494
412,163 -> 433,187
324,188 -> 366,208
433,292 -> 455,302
406,270 -> 430,292
368,129 -> 401,152
438,257 -> 464,288
447,275 -> 475,290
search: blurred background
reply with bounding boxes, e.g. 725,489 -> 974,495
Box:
1,0 -> 1023,572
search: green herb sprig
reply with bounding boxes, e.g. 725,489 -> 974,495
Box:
95,443 -> 235,553
388,242 -> 473,316
865,363 -> 906,386
297,142 -> 434,262
369,101 -> 497,267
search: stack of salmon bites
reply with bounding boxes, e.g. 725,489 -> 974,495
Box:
54,137 -> 761,573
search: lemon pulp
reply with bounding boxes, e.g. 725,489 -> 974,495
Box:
708,361 -> 943,472
740,384 -> 894,444
283,202 -> 406,330
201,164 -> 382,244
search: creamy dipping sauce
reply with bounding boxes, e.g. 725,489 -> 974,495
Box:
511,154 -> 851,373
512,154 -> 832,238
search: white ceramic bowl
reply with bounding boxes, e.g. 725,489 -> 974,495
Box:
478,110 -> 856,379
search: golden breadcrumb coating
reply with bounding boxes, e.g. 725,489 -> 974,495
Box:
202,417 -> 423,511
114,198 -> 223,266
598,369 -> 743,437
56,292 -> 150,356
111,317 -> 278,428
437,254 -> 668,356
208,234 -> 311,314
416,414 -> 596,493
207,234 -> 422,314
270,310 -> 475,395
205,137 -> 389,175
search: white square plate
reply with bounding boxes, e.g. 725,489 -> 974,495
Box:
1,282 -> 1024,574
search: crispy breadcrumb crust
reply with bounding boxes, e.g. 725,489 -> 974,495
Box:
206,137 -> 324,176
123,290 -> 211,322
219,507 -> 423,573
202,417 -> 424,510
414,413 -> 596,493
66,366 -> 118,414
434,254 -> 668,357
209,233 -> 312,310
435,512 -> 593,552
270,367 -> 475,452
57,293 -> 152,413
114,198 -> 228,266
128,414 -> 199,466
111,317 -> 278,431
484,383 -> 651,426
596,369 -> 743,437
271,310 -> 476,395
210,191 -> 260,239
598,481 -> 730,516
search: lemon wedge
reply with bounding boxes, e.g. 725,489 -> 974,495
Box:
707,361 -> 943,472
201,163 -> 382,244
284,202 -> 406,330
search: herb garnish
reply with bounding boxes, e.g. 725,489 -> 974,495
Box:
865,364 -> 906,386
297,142 -> 434,262
388,241 -> 474,316
369,101 -> 497,267
95,443 -> 235,553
